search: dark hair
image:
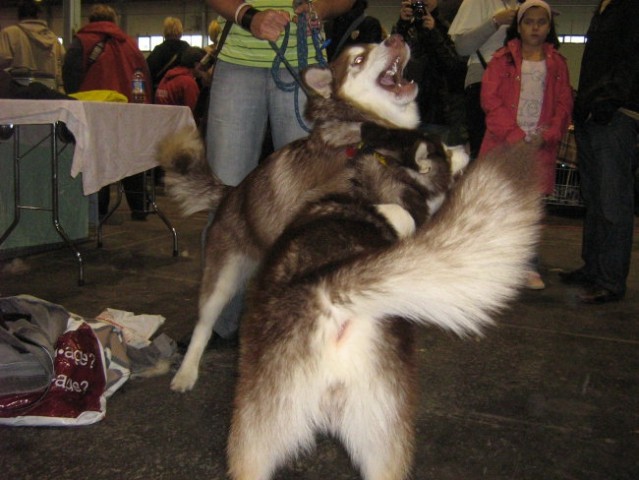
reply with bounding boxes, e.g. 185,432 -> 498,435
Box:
18,0 -> 41,20
180,47 -> 206,69
505,6 -> 560,50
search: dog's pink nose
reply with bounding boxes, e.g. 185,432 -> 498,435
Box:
384,34 -> 405,48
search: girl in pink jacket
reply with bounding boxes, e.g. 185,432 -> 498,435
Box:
480,0 -> 572,191
480,0 -> 573,289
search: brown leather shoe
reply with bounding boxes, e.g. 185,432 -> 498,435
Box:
578,286 -> 622,304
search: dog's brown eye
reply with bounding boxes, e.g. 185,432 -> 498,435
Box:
352,56 -> 364,66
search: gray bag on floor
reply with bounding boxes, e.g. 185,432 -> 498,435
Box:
0,296 -> 69,396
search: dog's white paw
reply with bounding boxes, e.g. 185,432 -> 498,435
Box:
445,144 -> 470,175
375,204 -> 416,238
170,366 -> 198,392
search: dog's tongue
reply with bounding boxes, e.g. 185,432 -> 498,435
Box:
380,72 -> 396,87
379,56 -> 403,88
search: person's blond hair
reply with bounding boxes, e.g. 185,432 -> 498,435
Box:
208,20 -> 221,44
163,17 -> 183,39
88,4 -> 117,23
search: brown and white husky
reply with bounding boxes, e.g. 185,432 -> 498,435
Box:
227,139 -> 543,480
158,35 -> 467,393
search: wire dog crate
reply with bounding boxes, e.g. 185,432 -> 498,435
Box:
545,126 -> 584,208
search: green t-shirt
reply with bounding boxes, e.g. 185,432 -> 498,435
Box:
218,0 -> 320,68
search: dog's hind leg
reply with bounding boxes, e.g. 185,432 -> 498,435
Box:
338,380 -> 415,480
227,394 -> 317,480
171,254 -> 255,392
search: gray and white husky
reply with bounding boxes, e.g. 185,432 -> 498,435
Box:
158,35 -> 467,393
227,141 -> 542,480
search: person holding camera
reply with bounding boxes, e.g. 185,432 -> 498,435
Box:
392,0 -> 468,145
448,0 -> 520,159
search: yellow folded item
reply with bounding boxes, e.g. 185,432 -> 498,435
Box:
68,90 -> 128,103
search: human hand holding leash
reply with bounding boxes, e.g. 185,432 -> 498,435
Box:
231,0 -> 354,41
245,9 -> 291,42
207,0 -> 290,42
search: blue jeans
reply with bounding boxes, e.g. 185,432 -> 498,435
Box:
203,60 -> 310,337
574,111 -> 639,296
206,60 -> 309,185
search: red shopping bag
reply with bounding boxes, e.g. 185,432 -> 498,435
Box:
0,320 -> 107,426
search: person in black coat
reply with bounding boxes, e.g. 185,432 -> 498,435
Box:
393,0 -> 468,145
146,17 -> 190,95
560,0 -> 639,304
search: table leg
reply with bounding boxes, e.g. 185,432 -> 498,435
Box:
96,170 -> 179,256
0,123 -> 85,286
50,123 -> 84,286
0,125 -> 21,246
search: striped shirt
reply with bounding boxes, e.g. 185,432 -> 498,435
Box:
219,0 -> 319,68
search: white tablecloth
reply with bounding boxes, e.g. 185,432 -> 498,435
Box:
0,99 -> 196,195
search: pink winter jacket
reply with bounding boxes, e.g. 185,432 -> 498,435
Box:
480,39 -> 573,194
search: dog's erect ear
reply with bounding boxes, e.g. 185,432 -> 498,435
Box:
302,66 -> 333,98
414,142 -> 432,172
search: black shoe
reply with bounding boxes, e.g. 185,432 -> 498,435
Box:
559,268 -> 594,286
578,286 -> 622,305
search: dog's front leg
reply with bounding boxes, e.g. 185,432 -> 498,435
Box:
171,254 -> 254,392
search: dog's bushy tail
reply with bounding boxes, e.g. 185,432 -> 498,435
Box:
325,142 -> 543,336
156,126 -> 231,216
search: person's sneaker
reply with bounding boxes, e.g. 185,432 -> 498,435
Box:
526,271 -> 545,290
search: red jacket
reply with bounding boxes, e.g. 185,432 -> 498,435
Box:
154,66 -> 200,114
74,21 -> 152,103
480,39 -> 573,194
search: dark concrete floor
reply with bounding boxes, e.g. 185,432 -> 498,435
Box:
0,196 -> 638,480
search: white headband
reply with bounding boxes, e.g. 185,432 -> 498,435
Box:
517,0 -> 552,23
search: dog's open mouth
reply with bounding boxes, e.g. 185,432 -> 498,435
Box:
377,56 -> 415,97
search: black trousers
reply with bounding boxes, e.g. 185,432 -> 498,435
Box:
98,172 -> 146,216
464,82 -> 486,160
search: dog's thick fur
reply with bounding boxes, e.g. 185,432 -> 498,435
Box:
354,122 -> 461,227
159,35 -> 456,393
227,142 -> 543,480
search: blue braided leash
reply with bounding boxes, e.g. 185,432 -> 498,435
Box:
269,12 -> 327,132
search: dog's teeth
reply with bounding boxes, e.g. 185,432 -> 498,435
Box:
384,57 -> 399,78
